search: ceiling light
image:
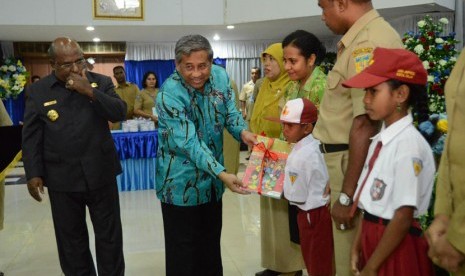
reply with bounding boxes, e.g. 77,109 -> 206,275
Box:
86,26 -> 95,31
226,25 -> 235,30
93,37 -> 101,42
213,34 -> 220,41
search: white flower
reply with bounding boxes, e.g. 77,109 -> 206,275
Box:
8,65 -> 16,72
422,61 -> 430,70
435,38 -> 444,44
414,44 -> 425,54
1,65 -> 8,72
450,56 -> 457,62
439,18 -> 449,24
427,75 -> 435,82
418,20 -> 426,28
439,60 -> 447,66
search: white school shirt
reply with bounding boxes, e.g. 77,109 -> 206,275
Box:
356,114 -> 435,219
284,134 -> 330,211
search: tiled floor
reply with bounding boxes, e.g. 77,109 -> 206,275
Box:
1,152 -> 302,276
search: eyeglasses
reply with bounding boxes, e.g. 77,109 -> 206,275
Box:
55,58 -> 87,70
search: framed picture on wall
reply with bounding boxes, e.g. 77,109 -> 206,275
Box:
93,0 -> 144,20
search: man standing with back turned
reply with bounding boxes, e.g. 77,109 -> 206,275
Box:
22,37 -> 126,276
314,1 -> 403,275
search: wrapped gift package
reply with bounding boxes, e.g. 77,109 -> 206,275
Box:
242,135 -> 294,199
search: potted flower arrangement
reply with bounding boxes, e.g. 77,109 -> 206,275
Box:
403,15 -> 459,232
403,15 -> 458,160
0,58 -> 29,100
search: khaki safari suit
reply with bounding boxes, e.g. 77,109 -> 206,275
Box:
0,101 -> 13,231
313,9 -> 403,276
435,50 -> 465,275
22,71 -> 126,275
112,81 -> 139,129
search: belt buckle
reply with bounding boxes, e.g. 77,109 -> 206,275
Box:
322,143 -> 327,153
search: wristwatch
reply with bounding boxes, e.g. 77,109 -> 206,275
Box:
339,192 -> 352,206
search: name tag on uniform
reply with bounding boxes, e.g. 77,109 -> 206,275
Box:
43,100 -> 57,107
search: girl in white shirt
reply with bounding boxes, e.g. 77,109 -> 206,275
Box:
342,47 -> 435,276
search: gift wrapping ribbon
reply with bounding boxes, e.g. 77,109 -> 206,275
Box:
254,139 -> 279,194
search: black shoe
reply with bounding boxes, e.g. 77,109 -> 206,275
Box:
245,156 -> 250,161
0,271 -> 4,276
255,269 -> 280,276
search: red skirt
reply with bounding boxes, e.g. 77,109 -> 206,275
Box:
359,218 -> 434,276
297,205 -> 334,276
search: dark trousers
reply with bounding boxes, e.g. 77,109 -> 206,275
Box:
161,198 -> 223,276
48,184 -> 125,276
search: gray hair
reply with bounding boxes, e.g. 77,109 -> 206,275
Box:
174,35 -> 214,63
48,37 -> 83,60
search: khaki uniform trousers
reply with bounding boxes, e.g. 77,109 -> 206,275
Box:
324,150 -> 360,276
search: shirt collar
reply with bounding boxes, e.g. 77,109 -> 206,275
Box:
294,133 -> 317,151
372,113 -> 413,146
116,82 -> 130,88
49,71 -> 65,88
301,66 -> 323,92
340,9 -> 380,49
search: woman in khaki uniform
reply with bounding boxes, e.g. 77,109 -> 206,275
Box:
134,71 -> 159,124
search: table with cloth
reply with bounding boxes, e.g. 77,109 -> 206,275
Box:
111,130 -> 158,191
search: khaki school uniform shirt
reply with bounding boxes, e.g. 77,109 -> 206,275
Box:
313,9 -> 403,144
435,50 -> 465,261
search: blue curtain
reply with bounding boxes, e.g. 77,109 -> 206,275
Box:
213,58 -> 226,68
2,92 -> 25,125
124,59 -> 226,89
124,60 -> 176,89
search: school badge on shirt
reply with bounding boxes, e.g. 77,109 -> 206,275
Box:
353,48 -> 374,73
412,158 -> 423,176
370,178 -> 386,201
288,171 -> 298,185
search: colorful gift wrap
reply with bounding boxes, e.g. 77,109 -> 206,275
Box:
242,135 -> 294,199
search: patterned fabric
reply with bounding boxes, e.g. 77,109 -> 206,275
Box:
283,66 -> 326,108
156,65 -> 247,206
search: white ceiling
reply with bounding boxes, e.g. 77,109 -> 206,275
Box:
0,4 -> 454,43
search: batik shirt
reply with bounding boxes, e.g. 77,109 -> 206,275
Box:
283,66 -> 326,108
156,65 -> 247,206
